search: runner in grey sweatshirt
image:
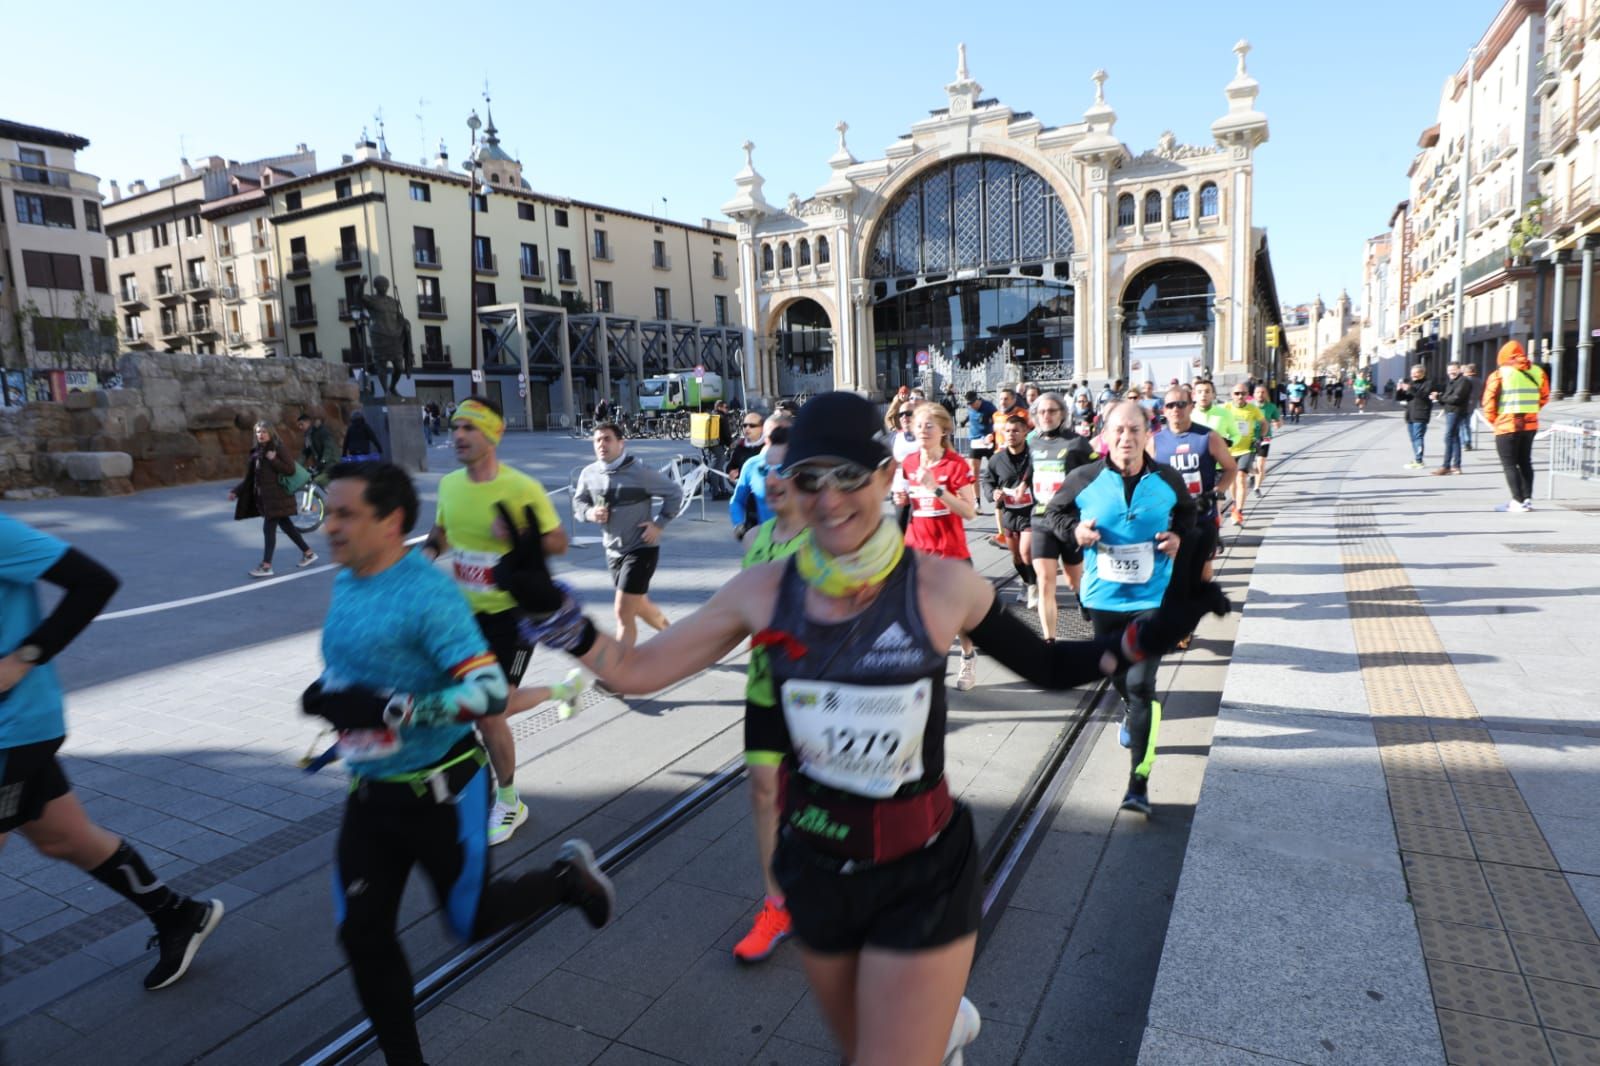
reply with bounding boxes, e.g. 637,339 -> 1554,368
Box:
574,423 -> 684,649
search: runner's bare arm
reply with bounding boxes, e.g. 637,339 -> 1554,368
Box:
423,525 -> 449,561
579,567 -> 776,693
1210,432 -> 1238,483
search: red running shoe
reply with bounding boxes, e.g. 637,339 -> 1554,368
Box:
733,898 -> 792,963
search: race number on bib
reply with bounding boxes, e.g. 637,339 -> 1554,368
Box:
1181,470 -> 1204,497
909,488 -> 950,518
1096,541 -> 1155,585
451,550 -> 501,592
338,727 -> 403,761
1001,483 -> 1034,507
782,678 -> 932,798
1032,472 -> 1065,505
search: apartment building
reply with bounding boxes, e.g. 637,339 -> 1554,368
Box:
0,118 -> 115,370
102,148 -> 316,358
1529,0 -> 1600,397
1395,0 -> 1544,377
1280,291 -> 1355,376
267,113 -> 741,422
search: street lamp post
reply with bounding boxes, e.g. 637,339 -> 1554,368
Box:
466,109 -> 483,397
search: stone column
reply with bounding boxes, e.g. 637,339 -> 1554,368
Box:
1090,186 -> 1109,374
1532,264 -> 1547,368
1551,258 -> 1567,396
1579,242 -> 1594,401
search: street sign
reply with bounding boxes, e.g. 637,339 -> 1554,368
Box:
470,369 -> 484,383
517,372 -> 527,383
916,349 -> 929,366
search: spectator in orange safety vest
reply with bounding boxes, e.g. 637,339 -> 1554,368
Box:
1482,340 -> 1550,513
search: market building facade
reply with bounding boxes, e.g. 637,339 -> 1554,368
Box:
724,43 -> 1279,402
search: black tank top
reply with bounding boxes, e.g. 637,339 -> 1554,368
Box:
768,550 -> 948,799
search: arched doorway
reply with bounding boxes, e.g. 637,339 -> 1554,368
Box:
1120,261 -> 1215,385
776,298 -> 834,397
866,154 -> 1077,393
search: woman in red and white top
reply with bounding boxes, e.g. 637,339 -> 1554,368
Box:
894,401 -> 982,691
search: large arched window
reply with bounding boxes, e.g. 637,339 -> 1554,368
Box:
1143,191 -> 1163,225
1199,183 -> 1219,219
1117,193 -> 1136,227
1172,186 -> 1191,222
1121,261 -> 1215,335
780,242 -> 793,269
797,238 -> 811,267
761,244 -> 774,273
817,235 -> 830,264
868,154 -> 1075,279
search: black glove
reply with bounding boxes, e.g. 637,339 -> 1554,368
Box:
302,680 -> 399,730
492,501 -> 564,614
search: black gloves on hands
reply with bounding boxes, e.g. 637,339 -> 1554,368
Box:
492,501 -> 565,614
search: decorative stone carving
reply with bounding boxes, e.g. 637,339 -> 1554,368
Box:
1135,131 -> 1217,162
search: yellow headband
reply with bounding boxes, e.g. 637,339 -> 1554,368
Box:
452,399 -> 503,444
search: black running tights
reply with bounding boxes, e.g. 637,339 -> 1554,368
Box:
262,516 -> 309,564
336,766 -> 567,1065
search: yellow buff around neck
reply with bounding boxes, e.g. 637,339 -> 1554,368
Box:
795,519 -> 905,597
453,399 -> 504,444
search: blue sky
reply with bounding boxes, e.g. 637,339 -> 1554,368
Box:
19,0 -> 1500,307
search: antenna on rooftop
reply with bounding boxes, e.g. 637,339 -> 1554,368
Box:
415,97 -> 430,163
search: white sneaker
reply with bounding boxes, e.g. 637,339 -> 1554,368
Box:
944,996 -> 982,1065
1494,500 -> 1531,513
488,798 -> 529,846
552,668 -> 588,720
1026,584 -> 1039,609
954,655 -> 977,692
1521,499 -> 1535,511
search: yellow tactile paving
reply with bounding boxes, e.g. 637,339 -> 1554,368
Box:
1336,505 -> 1600,1062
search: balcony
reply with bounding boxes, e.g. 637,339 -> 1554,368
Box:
1536,53 -> 1561,95
217,241 -> 236,260
121,325 -> 149,348
557,266 -> 577,286
1461,245 -> 1511,289
118,287 -> 146,309
251,232 -> 269,251
1563,29 -> 1585,70
652,252 -> 672,271
220,284 -> 242,303
473,251 -> 498,275
337,298 -> 355,321
420,344 -> 452,369
713,264 -> 728,280
286,254 -> 311,279
334,245 -> 362,270
520,258 -> 544,281
187,310 -> 216,335
6,159 -> 70,187
289,303 -> 318,327
414,245 -> 442,269
340,348 -> 361,366
183,273 -> 212,295
155,275 -> 181,301
258,278 -> 279,297
417,295 -> 447,319
159,317 -> 185,340
226,330 -> 247,348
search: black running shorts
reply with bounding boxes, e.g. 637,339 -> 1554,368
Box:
0,736 -> 71,833
1029,523 -> 1085,566
607,547 -> 660,596
1257,442 -> 1271,458
773,802 -> 981,953
475,609 -> 534,685
999,507 -> 1032,535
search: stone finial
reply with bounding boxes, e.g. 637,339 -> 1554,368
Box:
835,121 -> 849,153
1093,70 -> 1108,105
957,42 -> 969,81
945,43 -> 982,112
742,140 -> 755,167
722,139 -> 772,219
1234,39 -> 1251,77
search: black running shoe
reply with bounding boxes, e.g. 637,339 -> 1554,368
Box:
556,840 -> 615,929
144,898 -> 224,990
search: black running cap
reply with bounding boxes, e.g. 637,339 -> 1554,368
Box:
784,392 -> 890,470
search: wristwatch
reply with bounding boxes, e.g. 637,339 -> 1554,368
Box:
15,643 -> 43,665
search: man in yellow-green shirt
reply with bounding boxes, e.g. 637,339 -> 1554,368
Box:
1220,383 -> 1267,526
424,397 -> 567,845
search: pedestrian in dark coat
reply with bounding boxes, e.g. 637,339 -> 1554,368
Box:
229,421 -> 316,578
341,410 -> 383,458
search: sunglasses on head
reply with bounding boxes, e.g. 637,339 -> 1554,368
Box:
1164,400 -> 1191,409
781,459 -> 886,494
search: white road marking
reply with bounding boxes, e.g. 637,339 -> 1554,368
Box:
99,534 -> 428,621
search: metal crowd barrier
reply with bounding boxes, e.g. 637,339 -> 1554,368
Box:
1547,419 -> 1600,500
